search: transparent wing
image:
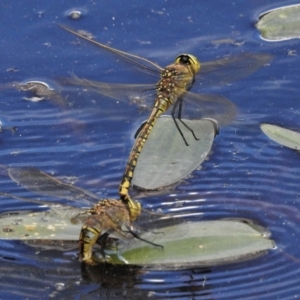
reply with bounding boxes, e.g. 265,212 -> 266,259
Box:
60,54 -> 269,123
7,167 -> 98,206
181,91 -> 237,126
0,192 -> 89,233
135,209 -> 185,231
198,52 -> 272,88
102,206 -> 133,240
125,209 -> 188,245
59,26 -> 271,113
60,75 -> 156,109
58,24 -> 163,76
2,166 -> 151,231
62,76 -> 236,126
0,166 -> 187,242
59,25 -> 271,85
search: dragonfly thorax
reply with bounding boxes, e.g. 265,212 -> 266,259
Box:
158,64 -> 195,94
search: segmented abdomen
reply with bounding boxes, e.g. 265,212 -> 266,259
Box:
119,66 -> 192,200
119,94 -> 173,200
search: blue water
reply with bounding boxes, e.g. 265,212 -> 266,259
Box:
1,0 -> 300,298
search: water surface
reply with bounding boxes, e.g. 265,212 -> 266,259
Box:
1,0 -> 300,298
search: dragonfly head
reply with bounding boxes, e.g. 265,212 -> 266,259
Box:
124,197 -> 141,221
175,54 -> 200,74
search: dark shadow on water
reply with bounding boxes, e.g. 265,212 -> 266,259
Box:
0,248 -> 216,299
81,262 -> 214,299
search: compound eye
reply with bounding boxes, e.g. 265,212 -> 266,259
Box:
174,54 -> 200,73
176,55 -> 191,65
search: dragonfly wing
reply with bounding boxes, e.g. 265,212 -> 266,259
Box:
69,209 -> 91,224
58,24 -> 163,75
135,209 -> 185,231
8,167 -> 98,206
198,52 -> 272,88
89,209 -> 133,241
61,76 -> 156,110
181,91 -> 237,126
128,209 -> 189,244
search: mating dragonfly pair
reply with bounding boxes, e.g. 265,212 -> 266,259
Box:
1,25 -> 271,264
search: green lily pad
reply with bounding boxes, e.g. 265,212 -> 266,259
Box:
132,117 -> 217,190
0,208 -> 84,240
261,124 -> 300,150
256,5 -> 300,41
109,219 -> 274,268
0,209 -> 274,268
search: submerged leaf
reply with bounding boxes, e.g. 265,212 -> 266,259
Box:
261,124 -> 300,150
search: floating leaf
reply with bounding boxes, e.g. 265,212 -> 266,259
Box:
261,124 -> 300,150
0,209 -> 274,268
132,117 -> 217,190
256,5 -> 300,41
109,220 -> 275,268
0,208 -> 83,241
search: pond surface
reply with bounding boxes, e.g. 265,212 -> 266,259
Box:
1,0 -> 300,299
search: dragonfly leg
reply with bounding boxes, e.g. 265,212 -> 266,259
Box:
96,233 -> 118,261
79,224 -> 101,264
126,226 -> 164,249
171,100 -> 189,146
176,98 -> 199,141
178,117 -> 199,141
171,98 -> 199,145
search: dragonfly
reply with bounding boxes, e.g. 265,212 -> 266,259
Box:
0,166 -> 175,265
58,24 -> 272,201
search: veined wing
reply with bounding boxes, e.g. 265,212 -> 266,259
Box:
63,53 -> 271,91
119,208 -> 188,248
59,25 -> 271,95
7,166 -> 98,206
134,208 -> 185,231
101,206 -> 137,241
0,187 -> 132,240
0,169 -> 187,250
181,91 -> 237,126
197,52 -> 272,88
0,190 -> 89,241
0,171 -> 133,242
63,75 -> 236,126
2,166 -> 181,233
61,52 -> 271,104
60,52 -> 269,125
61,75 -> 156,108
58,24 -> 163,76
